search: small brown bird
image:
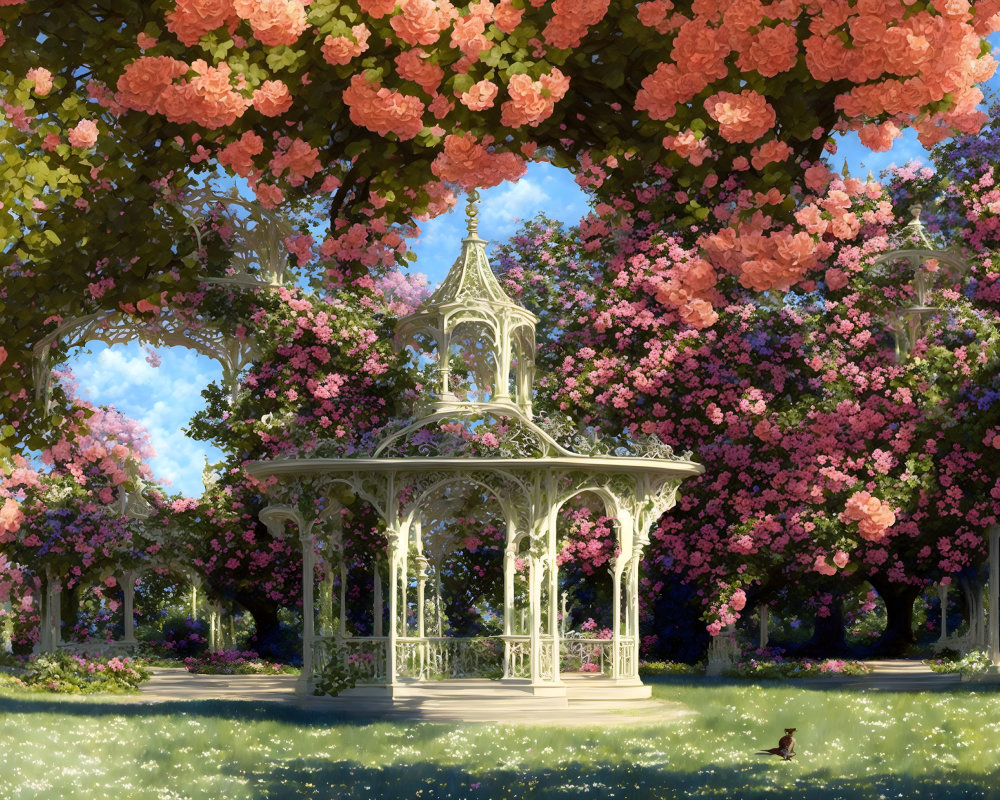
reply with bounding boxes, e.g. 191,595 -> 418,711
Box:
757,728 -> 796,760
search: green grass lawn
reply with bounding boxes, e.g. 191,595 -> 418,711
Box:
1,679 -> 999,799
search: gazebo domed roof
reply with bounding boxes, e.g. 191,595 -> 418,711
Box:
395,191 -> 537,342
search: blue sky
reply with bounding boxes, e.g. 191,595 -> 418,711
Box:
67,59 -> 1000,497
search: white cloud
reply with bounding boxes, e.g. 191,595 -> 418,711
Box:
836,128 -> 929,180
409,162 -> 592,285
480,178 -> 551,235
66,343 -> 224,497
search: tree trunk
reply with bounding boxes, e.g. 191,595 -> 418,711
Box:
791,591 -> 848,658
238,594 -> 285,661
867,576 -> 921,656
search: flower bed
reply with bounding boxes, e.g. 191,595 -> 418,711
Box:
183,650 -> 298,675
2,652 -> 150,693
639,661 -> 704,676
725,657 -> 872,679
926,651 -> 992,676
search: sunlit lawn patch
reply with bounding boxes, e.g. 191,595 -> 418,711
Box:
1,680 -> 999,799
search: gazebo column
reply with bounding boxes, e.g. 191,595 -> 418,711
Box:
386,540 -> 401,686
416,556 -> 428,639
629,555 -> 642,679
759,604 -> 770,649
319,560 -> 335,637
299,523 -> 317,694
610,558 -> 623,680
528,555 -> 542,685
989,525 -> 1000,668
373,559 -> 383,637
547,556 -> 560,682
400,536 -> 410,637
339,561 -> 348,637
494,319 -> 513,404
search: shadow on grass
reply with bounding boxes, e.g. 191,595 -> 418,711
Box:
644,674 -> 1000,694
227,758 -> 1000,800
0,693 -> 385,726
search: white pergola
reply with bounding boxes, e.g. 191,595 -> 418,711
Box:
248,196 -> 703,696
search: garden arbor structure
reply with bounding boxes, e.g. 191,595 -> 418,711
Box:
248,197 -> 703,697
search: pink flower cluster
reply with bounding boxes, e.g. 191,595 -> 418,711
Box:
841,491 -> 896,541
116,57 -> 252,129
67,119 -> 98,149
322,26 -> 371,66
704,90 -> 776,144
342,73 -> 426,140
431,133 -> 526,191
499,68 -> 570,128
542,0 -> 610,49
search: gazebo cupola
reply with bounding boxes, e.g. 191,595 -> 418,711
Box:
395,191 -> 538,416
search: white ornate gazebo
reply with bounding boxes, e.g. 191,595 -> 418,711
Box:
247,196 -> 704,698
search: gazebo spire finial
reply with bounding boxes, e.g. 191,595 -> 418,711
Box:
465,190 -> 481,237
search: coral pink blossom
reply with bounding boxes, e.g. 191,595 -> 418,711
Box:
165,0 -> 238,46
137,32 -> 158,49
737,23 -> 798,77
67,119 -> 98,148
218,130 -> 264,176
115,56 -> 189,114
252,80 -> 293,116
0,498 -> 23,536
322,25 -> 371,66
493,0 -> 523,33
431,134 -> 526,190
662,130 -> 711,166
27,67 -> 53,96
254,182 -> 284,208
705,90 -> 776,143
858,121 -> 901,152
825,267 -> 849,290
391,0 -> 449,46
543,0 -> 609,49
833,550 -> 850,569
359,0 -> 397,16
269,137 -> 321,186
162,60 -> 252,129
460,79 -> 499,110
500,68 -> 570,128
730,589 -> 747,611
232,0 -> 308,47
395,48 -> 444,94
343,73 -> 426,140
750,139 -> 793,170
841,491 -> 896,541
813,555 -> 837,576
636,63 -> 706,120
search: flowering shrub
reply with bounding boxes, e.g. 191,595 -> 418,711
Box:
183,650 -> 297,675
926,650 -> 994,676
639,661 -> 705,677
19,652 -> 149,693
724,656 -> 872,680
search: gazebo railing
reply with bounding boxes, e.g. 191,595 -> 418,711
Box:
314,634 -> 638,685
560,638 -> 613,675
396,636 -> 504,679
504,635 -> 530,678
314,635 -> 389,684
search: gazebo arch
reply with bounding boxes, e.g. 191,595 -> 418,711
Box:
248,196 -> 704,699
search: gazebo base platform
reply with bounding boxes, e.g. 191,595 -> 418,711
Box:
328,674 -> 652,702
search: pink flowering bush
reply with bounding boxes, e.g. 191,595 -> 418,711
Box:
21,651 -> 149,693
183,649 -> 296,675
